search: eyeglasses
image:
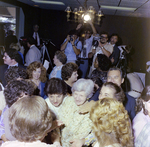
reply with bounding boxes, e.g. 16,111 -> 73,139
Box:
100,36 -> 108,39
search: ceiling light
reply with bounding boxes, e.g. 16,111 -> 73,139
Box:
101,5 -> 136,11
31,0 -> 65,5
65,6 -> 103,25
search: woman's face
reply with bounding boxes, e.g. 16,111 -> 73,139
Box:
32,68 -> 41,80
99,86 -> 115,100
53,55 -> 59,65
48,94 -> 64,107
73,91 -> 87,106
69,71 -> 78,83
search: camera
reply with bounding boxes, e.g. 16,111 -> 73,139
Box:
92,35 -> 101,48
69,35 -> 73,41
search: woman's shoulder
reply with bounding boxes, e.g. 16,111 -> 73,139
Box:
133,110 -> 149,125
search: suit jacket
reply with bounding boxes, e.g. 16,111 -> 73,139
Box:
0,64 -> 26,87
109,45 -> 120,66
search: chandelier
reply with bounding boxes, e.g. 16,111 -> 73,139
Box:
65,0 -> 104,25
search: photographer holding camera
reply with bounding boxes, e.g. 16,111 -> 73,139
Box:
77,21 -> 97,78
88,31 -> 113,76
60,29 -> 82,63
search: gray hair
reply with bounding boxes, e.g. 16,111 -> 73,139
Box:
72,78 -> 94,98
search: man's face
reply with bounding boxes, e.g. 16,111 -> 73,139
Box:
107,70 -> 124,86
53,55 -> 59,65
3,52 -> 14,66
73,34 -> 78,40
100,34 -> 108,44
110,36 -> 118,45
34,25 -> 39,32
48,94 -> 64,107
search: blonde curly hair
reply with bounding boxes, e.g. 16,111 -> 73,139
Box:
27,61 -> 47,82
90,98 -> 133,147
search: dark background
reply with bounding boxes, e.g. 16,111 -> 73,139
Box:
1,0 -> 150,73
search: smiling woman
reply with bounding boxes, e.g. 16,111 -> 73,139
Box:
57,79 -> 94,147
27,61 -> 47,98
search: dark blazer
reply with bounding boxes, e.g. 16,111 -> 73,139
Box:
124,93 -> 136,121
0,64 -> 26,87
109,45 -> 120,66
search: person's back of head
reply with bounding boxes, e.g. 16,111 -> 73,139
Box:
4,79 -> 35,107
55,51 -> 67,64
27,37 -> 36,46
8,96 -> 52,142
61,62 -> 78,81
97,54 -> 111,71
5,66 -> 27,84
90,98 -> 133,147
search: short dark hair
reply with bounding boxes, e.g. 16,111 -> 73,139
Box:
110,33 -> 119,40
44,78 -> 67,96
100,31 -> 109,37
5,66 -> 28,84
5,49 -> 21,63
97,54 -> 111,71
4,79 -> 35,107
55,51 -> 67,64
61,63 -> 78,81
68,29 -> 78,36
108,67 -> 123,79
27,37 -> 36,45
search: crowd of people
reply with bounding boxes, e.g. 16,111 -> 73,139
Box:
0,21 -> 149,147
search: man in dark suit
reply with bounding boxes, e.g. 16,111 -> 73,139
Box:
90,67 -> 136,121
0,49 -> 25,87
109,34 -> 120,66
107,67 -> 136,120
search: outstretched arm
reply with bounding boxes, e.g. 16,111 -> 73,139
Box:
60,35 -> 70,51
88,20 -> 97,35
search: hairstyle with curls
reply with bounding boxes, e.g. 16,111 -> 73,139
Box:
97,54 -> 111,71
72,78 -> 94,98
136,86 -> 150,115
9,96 -> 52,142
108,67 -> 124,79
90,98 -> 133,147
101,82 -> 125,103
27,61 -> 47,82
55,51 -> 67,64
5,66 -> 27,84
44,78 -> 68,96
4,79 -> 35,107
61,62 -> 78,81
